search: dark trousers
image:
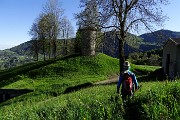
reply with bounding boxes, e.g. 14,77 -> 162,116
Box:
121,88 -> 133,101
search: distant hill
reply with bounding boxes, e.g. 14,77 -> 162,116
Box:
0,39 -> 75,70
102,29 -> 180,58
1,29 -> 180,68
100,31 -> 142,58
9,40 -> 33,56
0,49 -> 33,70
139,29 -> 180,45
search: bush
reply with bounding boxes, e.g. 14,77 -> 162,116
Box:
129,52 -> 162,66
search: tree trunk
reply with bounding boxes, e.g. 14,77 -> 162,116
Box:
52,39 -> 56,58
118,32 -> 125,73
63,39 -> 67,56
43,40 -> 46,61
65,39 -> 68,55
48,40 -> 51,59
36,52 -> 39,61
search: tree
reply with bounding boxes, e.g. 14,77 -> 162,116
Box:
43,0 -> 63,58
29,0 -> 63,60
76,0 -> 100,30
38,13 -> 51,61
60,17 -> 74,55
29,22 -> 43,61
79,0 -> 168,72
29,39 -> 41,61
76,0 -> 103,55
74,29 -> 82,54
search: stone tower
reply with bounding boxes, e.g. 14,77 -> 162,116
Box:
80,27 -> 97,56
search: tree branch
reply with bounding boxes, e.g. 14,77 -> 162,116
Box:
125,18 -> 144,32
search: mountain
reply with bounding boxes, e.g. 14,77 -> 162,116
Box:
100,31 -> 142,58
137,30 -> 180,55
101,29 -> 180,58
139,29 -> 180,45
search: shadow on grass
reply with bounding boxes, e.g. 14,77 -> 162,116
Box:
124,101 -> 147,120
64,82 -> 93,94
109,95 -> 148,120
137,68 -> 166,82
0,89 -> 33,103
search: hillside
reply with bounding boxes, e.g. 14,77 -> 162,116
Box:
0,53 -> 119,88
0,49 -> 33,70
139,29 -> 180,45
0,39 -> 75,70
101,31 -> 161,58
1,29 -> 180,69
0,53 -> 179,119
102,29 -> 180,58
0,53 -> 120,108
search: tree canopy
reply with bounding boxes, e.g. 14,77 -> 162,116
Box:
77,0 -> 169,72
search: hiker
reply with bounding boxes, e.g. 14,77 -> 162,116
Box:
117,61 -> 138,101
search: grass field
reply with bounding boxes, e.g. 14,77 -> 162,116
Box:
0,53 -> 179,120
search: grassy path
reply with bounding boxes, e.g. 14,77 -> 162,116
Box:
93,75 -> 119,85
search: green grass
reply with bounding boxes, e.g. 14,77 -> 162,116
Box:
0,81 -> 179,120
0,53 -> 179,120
0,53 -> 119,106
132,64 -> 161,72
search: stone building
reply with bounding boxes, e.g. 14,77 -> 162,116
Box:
162,38 -> 180,79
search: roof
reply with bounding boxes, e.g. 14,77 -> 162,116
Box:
163,38 -> 180,47
170,38 -> 180,45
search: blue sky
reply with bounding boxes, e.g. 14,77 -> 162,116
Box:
0,0 -> 81,50
0,0 -> 179,50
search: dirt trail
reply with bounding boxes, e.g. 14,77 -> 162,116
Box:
94,75 -> 119,85
63,75 -> 119,94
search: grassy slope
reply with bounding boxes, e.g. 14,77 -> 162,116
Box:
0,53 -> 119,105
0,81 -> 179,120
2,53 -> 119,88
0,53 -> 179,119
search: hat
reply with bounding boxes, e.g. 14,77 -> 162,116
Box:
123,61 -> 130,67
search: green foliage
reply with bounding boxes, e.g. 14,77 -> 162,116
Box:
74,30 -> 82,54
135,81 -> 180,120
131,64 -> 161,73
0,49 -> 33,70
0,58 -> 59,82
140,30 -> 180,45
129,49 -> 162,66
126,33 -> 143,49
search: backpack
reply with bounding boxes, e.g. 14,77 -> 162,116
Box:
123,73 -> 133,91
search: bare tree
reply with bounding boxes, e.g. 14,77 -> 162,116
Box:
60,17 -> 74,55
79,0 -> 168,72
